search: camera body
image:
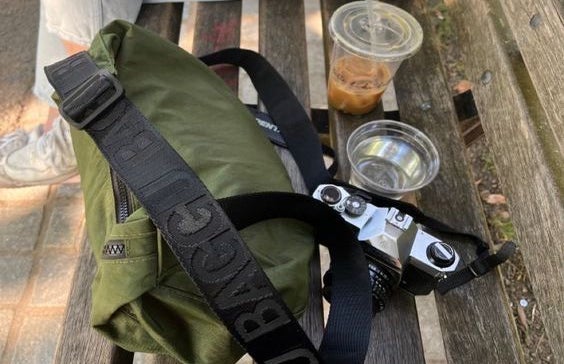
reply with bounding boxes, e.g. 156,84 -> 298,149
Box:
313,184 -> 461,311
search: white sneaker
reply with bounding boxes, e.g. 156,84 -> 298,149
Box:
0,117 -> 77,187
0,126 -> 42,157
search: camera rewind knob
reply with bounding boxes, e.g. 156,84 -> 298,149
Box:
320,185 -> 342,204
427,242 -> 456,268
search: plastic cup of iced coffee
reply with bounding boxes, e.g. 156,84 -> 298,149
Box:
328,1 -> 423,115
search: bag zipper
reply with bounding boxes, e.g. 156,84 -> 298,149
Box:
103,169 -> 133,259
108,168 -> 164,276
110,168 -> 133,223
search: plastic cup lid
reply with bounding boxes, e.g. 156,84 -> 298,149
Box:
329,1 -> 423,62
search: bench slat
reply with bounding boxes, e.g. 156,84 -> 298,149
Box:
499,0 -> 564,162
451,1 -> 564,361
392,1 -> 524,362
320,1 -> 426,363
136,3 -> 184,43
258,0 -> 325,348
55,237 -> 132,363
192,1 -> 242,91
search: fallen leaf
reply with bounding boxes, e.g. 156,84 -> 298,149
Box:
485,194 -> 507,205
474,179 -> 482,185
454,79 -> 473,94
517,305 -> 528,330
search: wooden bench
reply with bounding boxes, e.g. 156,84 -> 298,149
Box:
55,1 -> 563,363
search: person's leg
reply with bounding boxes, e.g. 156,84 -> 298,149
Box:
0,1 -> 80,187
0,0 -> 142,187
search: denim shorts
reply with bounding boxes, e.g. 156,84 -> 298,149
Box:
34,0 -> 143,105
43,0 -> 143,46
32,0 -> 225,105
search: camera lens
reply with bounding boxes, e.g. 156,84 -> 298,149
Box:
320,186 -> 342,204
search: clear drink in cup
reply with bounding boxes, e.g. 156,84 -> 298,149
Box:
346,120 -> 440,199
328,1 -> 423,115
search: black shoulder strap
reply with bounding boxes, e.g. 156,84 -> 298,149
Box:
201,48 -> 515,293
45,52 -> 372,364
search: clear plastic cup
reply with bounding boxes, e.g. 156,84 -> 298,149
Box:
346,120 -> 440,199
328,1 -> 423,115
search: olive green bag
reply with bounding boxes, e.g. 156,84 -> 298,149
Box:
70,21 -> 314,363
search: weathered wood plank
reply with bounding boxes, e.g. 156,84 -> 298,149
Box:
55,236 -> 131,363
450,1 -> 564,361
392,1 -> 524,362
258,0 -> 326,348
139,352 -> 182,364
320,1 -> 425,363
136,3 -> 183,43
259,0 -> 311,113
498,0 -> 564,179
191,1 -> 242,91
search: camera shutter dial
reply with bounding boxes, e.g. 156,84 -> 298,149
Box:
344,195 -> 367,217
427,242 -> 456,268
320,185 -> 342,204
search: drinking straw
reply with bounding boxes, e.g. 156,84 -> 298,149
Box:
365,0 -> 380,60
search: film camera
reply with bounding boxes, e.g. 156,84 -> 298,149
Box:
313,184 -> 461,312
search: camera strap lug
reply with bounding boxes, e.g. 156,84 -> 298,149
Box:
437,241 -> 517,294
